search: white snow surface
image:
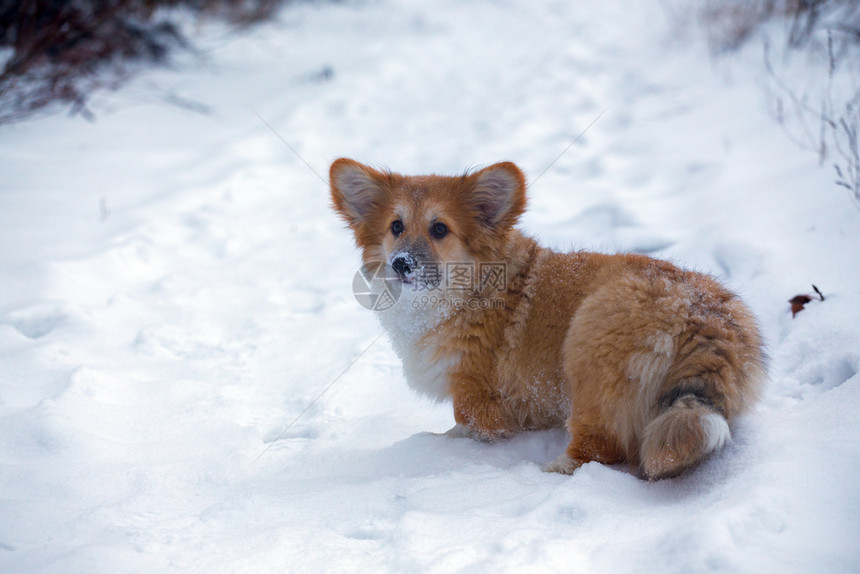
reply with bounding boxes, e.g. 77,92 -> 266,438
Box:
2,1 -> 860,572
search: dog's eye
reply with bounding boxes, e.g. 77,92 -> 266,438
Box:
391,220 -> 404,237
430,222 -> 448,239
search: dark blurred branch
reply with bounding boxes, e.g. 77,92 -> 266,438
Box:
0,0 -> 289,124
701,0 -> 860,206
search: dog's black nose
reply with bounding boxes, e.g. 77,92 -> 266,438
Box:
391,255 -> 415,279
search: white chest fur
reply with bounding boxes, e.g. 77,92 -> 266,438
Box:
375,293 -> 459,402
397,338 -> 460,401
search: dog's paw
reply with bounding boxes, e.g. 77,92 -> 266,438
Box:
439,423 -> 517,442
542,454 -> 583,475
443,423 -> 476,439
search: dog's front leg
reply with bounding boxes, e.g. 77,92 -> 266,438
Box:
448,376 -> 515,441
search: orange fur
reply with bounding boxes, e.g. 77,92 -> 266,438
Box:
330,158 -> 766,480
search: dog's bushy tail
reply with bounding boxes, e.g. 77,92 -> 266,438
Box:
640,387 -> 731,480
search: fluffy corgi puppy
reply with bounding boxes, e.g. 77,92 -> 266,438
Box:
330,158 -> 766,480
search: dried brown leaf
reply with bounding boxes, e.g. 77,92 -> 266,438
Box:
789,284 -> 825,317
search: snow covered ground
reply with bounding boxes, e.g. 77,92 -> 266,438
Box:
1,0 -> 859,572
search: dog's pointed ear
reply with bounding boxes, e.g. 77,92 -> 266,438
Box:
470,162 -> 527,229
330,158 -> 386,226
